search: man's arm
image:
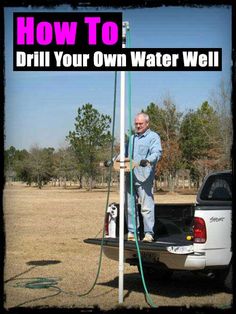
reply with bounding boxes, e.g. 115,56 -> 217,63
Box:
146,133 -> 162,165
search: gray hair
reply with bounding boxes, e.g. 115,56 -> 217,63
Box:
135,112 -> 150,123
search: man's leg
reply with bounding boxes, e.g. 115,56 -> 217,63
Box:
136,181 -> 155,237
125,175 -> 139,235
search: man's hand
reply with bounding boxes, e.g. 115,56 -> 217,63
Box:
104,160 -> 113,167
139,159 -> 149,167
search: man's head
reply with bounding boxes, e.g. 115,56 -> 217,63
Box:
134,113 -> 150,135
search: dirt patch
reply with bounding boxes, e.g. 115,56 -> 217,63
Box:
3,183 -> 232,310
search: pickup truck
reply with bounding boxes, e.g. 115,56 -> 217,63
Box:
85,170 -> 232,291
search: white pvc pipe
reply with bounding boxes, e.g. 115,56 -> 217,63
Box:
118,69 -> 125,304
118,22 -> 128,304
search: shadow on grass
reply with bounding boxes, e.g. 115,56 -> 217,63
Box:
98,271 -> 231,299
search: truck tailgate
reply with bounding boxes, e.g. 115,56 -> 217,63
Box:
84,235 -> 194,254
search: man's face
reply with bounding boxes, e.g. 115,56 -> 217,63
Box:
135,115 -> 149,134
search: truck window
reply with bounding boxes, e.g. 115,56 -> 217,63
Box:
200,173 -> 232,201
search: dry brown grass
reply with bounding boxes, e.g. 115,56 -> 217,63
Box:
3,183 -> 232,310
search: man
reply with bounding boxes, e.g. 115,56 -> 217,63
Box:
126,112 -> 162,242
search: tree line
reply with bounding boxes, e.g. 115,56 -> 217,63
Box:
4,83 -> 232,190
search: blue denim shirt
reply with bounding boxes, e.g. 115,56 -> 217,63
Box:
126,129 -> 162,183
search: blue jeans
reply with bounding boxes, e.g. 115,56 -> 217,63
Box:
125,174 -> 155,235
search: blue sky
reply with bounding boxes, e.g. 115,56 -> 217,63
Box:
4,5 -> 232,150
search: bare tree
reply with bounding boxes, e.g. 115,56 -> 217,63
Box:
145,96 -> 183,192
210,79 -> 233,168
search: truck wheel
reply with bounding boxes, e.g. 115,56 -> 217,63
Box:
223,264 -> 232,292
138,265 -> 173,281
216,264 -> 232,293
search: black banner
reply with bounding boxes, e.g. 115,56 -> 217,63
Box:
14,48 -> 222,71
13,13 -> 222,71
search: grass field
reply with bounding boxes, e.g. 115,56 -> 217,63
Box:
3,183 -> 233,310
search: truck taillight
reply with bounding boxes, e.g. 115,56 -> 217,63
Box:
105,213 -> 109,236
193,217 -> 207,243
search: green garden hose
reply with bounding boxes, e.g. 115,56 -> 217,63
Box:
62,70 -> 118,297
127,28 -> 158,308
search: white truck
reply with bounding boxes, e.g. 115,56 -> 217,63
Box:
85,170 -> 232,291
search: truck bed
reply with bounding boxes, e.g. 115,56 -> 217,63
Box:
84,202 -> 195,254
112,203 -> 195,239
